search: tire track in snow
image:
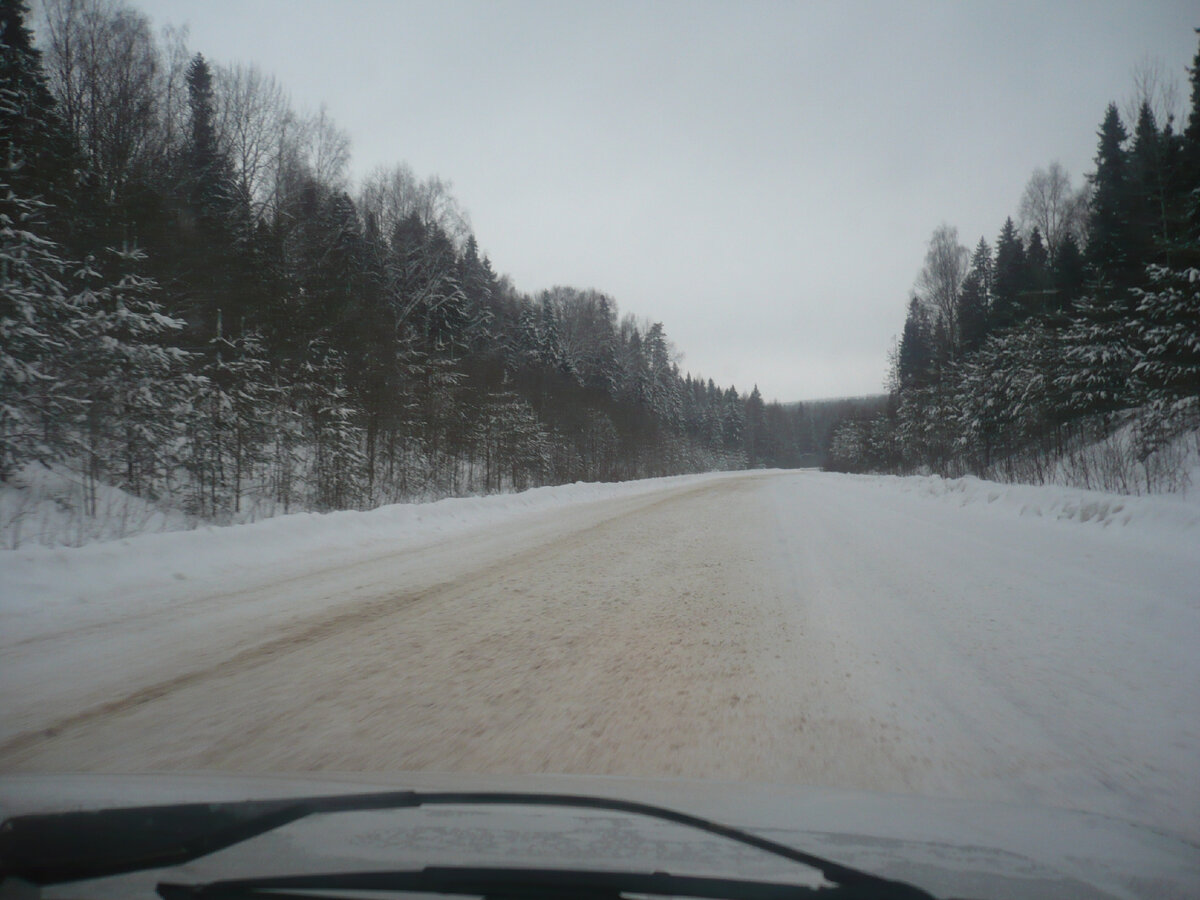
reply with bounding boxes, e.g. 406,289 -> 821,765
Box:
0,476 -> 762,765
4,477 -> 732,653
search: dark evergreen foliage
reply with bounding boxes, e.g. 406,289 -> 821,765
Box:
1052,233 -> 1086,311
0,0 -> 78,238
897,298 -> 933,388
828,31 -> 1200,482
957,238 -> 991,352
1085,104 -> 1137,290
17,3 -> 1197,507
6,1 -> 818,521
991,218 -> 1026,329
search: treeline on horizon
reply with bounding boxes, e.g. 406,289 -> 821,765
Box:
1,0 -> 822,523
827,31 -> 1200,493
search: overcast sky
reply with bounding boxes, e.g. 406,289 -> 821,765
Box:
125,1 -> 1196,401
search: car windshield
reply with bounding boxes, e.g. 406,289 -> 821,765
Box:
1,3 -> 1199,900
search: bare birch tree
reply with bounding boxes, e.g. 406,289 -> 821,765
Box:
1018,162 -> 1089,262
215,61 -> 291,218
39,0 -> 160,194
914,224 -> 969,350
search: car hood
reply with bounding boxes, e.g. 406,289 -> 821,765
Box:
1,772 -> 1196,900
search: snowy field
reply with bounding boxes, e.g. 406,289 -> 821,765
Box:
1,469 -> 1197,850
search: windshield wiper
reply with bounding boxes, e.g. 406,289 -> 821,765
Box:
0,790 -> 935,898
158,864 -> 931,900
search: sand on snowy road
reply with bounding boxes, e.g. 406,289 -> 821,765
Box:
1,474 -> 828,776
2,470 -> 1196,845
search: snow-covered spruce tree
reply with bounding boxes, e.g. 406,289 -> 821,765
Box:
264,375 -> 305,515
577,406 -> 619,482
721,386 -> 746,466
385,210 -> 470,361
825,415 -> 895,474
65,246 -> 190,513
1055,282 -> 1140,423
955,324 -> 1066,480
0,0 -> 80,479
295,339 -> 365,511
473,391 -> 548,492
824,419 -> 867,473
0,0 -> 77,236
0,182 -> 74,479
645,322 -> 681,428
953,350 -> 1001,473
183,318 -> 275,518
1131,265 -> 1200,453
217,330 -> 275,510
895,378 -> 959,475
421,223 -> 471,357
456,234 -> 498,353
413,355 -> 467,496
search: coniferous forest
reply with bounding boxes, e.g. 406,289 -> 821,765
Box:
1,0 -> 819,532
827,32 -> 1200,492
5,2 -> 1199,541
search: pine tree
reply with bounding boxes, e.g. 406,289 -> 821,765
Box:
645,321 -> 680,428
957,238 -> 991,351
992,218 -> 1027,328
309,190 -> 371,340
897,297 -> 933,387
1128,101 -> 1164,266
422,223 -> 469,355
1052,232 -> 1086,312
1085,103 -> 1136,290
1024,226 -> 1051,316
178,53 -> 249,333
743,385 -> 766,467
1188,29 -> 1200,144
457,234 -> 498,351
186,55 -> 225,215
1179,30 -> 1200,267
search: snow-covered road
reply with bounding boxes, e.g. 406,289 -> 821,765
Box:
1,471 -> 1197,843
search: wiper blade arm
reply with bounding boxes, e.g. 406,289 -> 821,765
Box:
1,790 -> 934,898
159,865 -> 929,900
0,789 -> 420,885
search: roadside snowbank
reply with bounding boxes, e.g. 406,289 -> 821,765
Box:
850,472 -> 1200,552
0,464 -> 193,550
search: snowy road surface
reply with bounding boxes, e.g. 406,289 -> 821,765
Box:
1,471 -> 1197,843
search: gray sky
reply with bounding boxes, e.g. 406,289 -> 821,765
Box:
129,1 -> 1196,401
